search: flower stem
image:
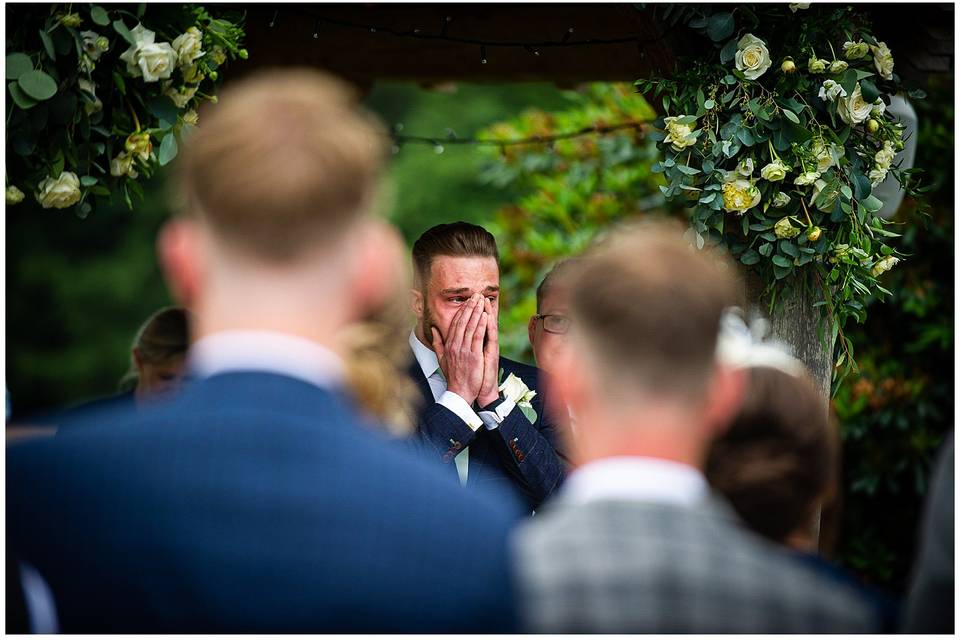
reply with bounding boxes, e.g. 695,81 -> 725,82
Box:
800,198 -> 813,226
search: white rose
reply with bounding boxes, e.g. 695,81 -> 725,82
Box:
789,3 -> 810,12
172,26 -> 204,67
843,41 -> 870,60
774,217 -> 800,239
871,98 -> 886,118
663,116 -> 699,151
818,79 -> 847,102
110,152 -> 139,179
735,34 -> 772,80
119,24 -> 177,82
772,191 -> 791,208
182,109 -> 199,126
164,83 -> 198,108
811,140 -> 842,173
737,157 -> 755,176
499,373 -> 537,406
794,171 -> 821,186
871,41 -> 894,80
760,160 -> 788,181
81,30 -> 104,61
6,185 -> 25,205
875,141 -> 896,169
36,171 -> 82,209
808,57 -> 828,73
837,83 -> 873,125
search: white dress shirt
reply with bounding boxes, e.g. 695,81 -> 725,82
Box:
189,330 -> 345,389
409,331 -> 517,486
562,456 -> 709,507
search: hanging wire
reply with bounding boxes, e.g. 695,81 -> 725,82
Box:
391,121 -> 646,150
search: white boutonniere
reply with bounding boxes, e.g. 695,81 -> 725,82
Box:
499,371 -> 538,424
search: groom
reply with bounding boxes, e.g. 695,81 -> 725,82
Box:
408,222 -> 567,510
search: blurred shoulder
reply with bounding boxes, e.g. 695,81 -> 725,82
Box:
499,357 -> 541,386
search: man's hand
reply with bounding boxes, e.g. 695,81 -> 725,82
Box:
477,297 -> 501,408
432,293 -> 487,406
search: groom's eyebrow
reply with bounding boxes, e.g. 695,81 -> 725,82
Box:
440,286 -> 500,294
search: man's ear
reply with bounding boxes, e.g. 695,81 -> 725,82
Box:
157,218 -> 203,310
411,287 -> 424,319
346,218 -> 408,321
702,364 -> 747,438
527,316 -> 538,352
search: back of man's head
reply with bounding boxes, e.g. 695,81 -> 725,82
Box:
176,69 -> 387,261
411,222 -> 498,289
569,221 -> 739,404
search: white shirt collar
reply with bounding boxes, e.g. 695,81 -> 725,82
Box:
562,456 -> 709,507
189,330 -> 345,390
409,330 -> 440,379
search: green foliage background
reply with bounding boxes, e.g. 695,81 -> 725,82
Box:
5,76 -> 951,594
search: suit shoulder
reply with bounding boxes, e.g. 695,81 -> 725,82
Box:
500,357 -> 540,383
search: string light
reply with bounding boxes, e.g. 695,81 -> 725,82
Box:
312,17 -> 321,39
480,45 -> 487,64
561,27 -> 574,43
269,9 -> 278,28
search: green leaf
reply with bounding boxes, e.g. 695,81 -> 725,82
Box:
720,38 -> 738,64
758,242 -> 773,257
740,249 -> 761,266
80,175 -> 98,186
90,185 -> 111,196
908,88 -> 927,100
113,19 -> 136,45
772,255 -> 793,268
707,12 -> 734,42
840,184 -> 853,200
853,172 -> 872,200
6,53 -> 33,80
773,264 -> 793,280
7,82 -> 38,109
782,109 -> 800,124
90,5 -> 110,26
147,95 -> 179,123
675,164 -> 699,175
703,99 -> 716,110
38,29 -> 56,60
18,70 -> 58,101
780,241 -> 798,257
861,194 -> 884,212
158,132 -> 178,166
112,71 -> 126,95
859,79 -> 880,103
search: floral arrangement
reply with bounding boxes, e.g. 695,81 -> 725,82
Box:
637,4 -> 927,375
5,4 -> 245,216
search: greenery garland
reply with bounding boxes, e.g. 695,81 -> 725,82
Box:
5,4 -> 245,217
637,4 -> 929,380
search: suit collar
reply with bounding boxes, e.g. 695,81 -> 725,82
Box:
408,330 -> 440,379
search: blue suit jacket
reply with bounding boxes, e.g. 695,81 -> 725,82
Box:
408,356 -> 568,511
7,372 -> 523,632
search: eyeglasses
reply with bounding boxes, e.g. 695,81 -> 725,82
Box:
534,314 -> 571,335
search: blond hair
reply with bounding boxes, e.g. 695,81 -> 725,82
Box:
570,221 -> 739,400
175,69 -> 387,261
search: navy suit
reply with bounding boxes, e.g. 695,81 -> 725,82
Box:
7,372 -> 523,632
408,356 -> 567,511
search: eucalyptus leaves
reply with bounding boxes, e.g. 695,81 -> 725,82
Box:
5,4 -> 245,216
639,4 -> 927,379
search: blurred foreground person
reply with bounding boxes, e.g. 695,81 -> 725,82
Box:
7,70 -> 520,633
513,223 -> 882,633
903,432 -> 954,633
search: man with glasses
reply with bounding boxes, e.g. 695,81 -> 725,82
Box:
528,259 -> 580,375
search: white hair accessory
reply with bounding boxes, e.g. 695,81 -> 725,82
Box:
716,307 -> 807,377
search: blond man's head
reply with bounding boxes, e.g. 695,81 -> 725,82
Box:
175,69 -> 387,261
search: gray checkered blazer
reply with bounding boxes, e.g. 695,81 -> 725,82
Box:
514,495 -> 881,633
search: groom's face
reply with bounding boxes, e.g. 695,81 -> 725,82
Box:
415,255 -> 500,348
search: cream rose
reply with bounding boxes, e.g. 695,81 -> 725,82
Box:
871,41 -> 894,80
807,57 -> 828,73
818,79 -> 847,102
871,255 -> 900,277
663,116 -> 699,151
868,168 -> 888,187
843,41 -> 870,60
737,157 -> 755,177
164,83 -> 198,108
811,140 -> 842,173
794,171 -> 821,186
182,109 -> 199,126
789,3 -> 810,12
735,34 -> 771,80
721,173 -> 761,213
838,83 -> 873,125
829,60 -> 849,74
110,152 -> 139,178
36,172 -> 82,209
172,26 -> 205,67
81,31 -> 105,61
774,217 -> 800,239
119,24 -> 177,82
760,160 -> 789,182
875,141 -> 896,170
125,132 -> 153,163
6,185 -> 25,205
772,191 -> 791,208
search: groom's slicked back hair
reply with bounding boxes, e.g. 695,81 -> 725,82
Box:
176,68 -> 387,261
570,221 -> 739,400
412,222 -> 499,288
